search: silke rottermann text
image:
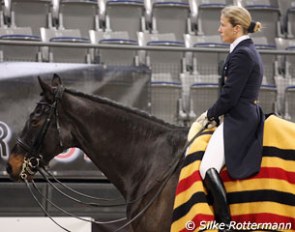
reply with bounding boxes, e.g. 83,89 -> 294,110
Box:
199,221 -> 292,231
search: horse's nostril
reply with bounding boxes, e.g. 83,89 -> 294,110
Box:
6,164 -> 12,175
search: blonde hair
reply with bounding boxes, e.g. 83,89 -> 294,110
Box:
221,5 -> 262,34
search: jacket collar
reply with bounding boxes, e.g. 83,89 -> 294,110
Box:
230,35 -> 251,53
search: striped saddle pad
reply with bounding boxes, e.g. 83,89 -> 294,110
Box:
171,115 -> 295,232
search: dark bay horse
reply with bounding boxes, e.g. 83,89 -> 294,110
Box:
6,74 -> 188,232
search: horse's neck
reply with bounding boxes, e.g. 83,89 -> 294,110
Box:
61,91 -> 186,199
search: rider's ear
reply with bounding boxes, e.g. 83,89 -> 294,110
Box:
38,76 -> 54,101
52,73 -> 62,87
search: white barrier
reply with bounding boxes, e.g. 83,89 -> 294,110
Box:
0,217 -> 92,232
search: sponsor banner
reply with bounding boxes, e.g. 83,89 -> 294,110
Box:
0,62 -> 151,178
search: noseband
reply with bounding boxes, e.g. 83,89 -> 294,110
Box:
17,85 -> 65,180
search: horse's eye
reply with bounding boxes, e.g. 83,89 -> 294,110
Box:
35,104 -> 48,116
31,118 -> 39,127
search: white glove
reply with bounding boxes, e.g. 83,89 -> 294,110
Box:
196,111 -> 209,128
187,111 -> 208,141
195,111 -> 219,129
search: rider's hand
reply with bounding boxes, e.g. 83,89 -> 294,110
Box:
195,111 -> 209,128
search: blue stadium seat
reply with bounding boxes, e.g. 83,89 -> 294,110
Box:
190,82 -> 219,118
0,26 -> 41,61
196,0 -> 232,36
243,0 -> 282,44
184,34 -> 228,83
59,0 -> 99,39
138,32 -> 185,82
104,0 -> 145,40
274,37 -> 295,116
10,0 -> 52,36
275,38 -> 295,80
89,30 -> 139,65
284,85 -> 295,122
285,3 -> 295,38
150,0 -> 190,41
252,36 -> 277,85
277,0 -> 292,36
285,41 -> 295,80
40,27 -> 91,63
151,81 -> 182,124
259,84 -> 277,114
0,0 -> 7,26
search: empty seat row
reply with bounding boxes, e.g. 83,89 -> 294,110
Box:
150,80 -> 278,126
0,26 -> 293,122
273,37 -> 295,119
0,27 -> 293,86
1,0 -> 294,43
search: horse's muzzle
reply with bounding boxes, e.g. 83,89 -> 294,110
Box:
6,153 -> 26,181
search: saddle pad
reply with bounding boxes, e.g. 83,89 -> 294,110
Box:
171,115 -> 295,232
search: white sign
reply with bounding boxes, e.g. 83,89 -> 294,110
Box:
0,217 -> 92,232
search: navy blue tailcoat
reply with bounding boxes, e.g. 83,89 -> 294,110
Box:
207,38 -> 265,179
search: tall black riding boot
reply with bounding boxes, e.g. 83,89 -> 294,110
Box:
203,168 -> 232,232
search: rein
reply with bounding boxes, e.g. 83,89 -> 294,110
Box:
18,84 -> 207,231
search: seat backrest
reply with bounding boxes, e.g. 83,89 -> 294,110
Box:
276,38 -> 295,80
40,27 -> 90,63
285,86 -> 295,122
11,0 -> 52,36
105,0 -> 144,40
0,26 -> 41,62
89,30 -> 138,65
59,0 -> 99,38
187,34 -> 228,83
151,0 -> 190,41
259,84 -> 277,114
143,32 -> 185,82
190,83 -> 219,118
243,0 -> 281,44
151,81 -> 182,124
278,0 -> 293,36
0,0 -> 6,27
285,40 -> 295,79
197,0 -> 230,35
252,36 -> 277,85
286,3 -> 295,38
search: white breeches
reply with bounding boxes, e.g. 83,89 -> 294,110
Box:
200,122 -> 225,179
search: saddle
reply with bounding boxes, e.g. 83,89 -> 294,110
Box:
171,115 -> 295,231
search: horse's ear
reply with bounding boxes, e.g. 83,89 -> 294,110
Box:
51,73 -> 62,87
38,76 -> 54,101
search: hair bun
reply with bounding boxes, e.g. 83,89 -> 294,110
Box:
247,21 -> 256,33
248,21 -> 262,33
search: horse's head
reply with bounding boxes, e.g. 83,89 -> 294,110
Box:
7,74 -> 67,181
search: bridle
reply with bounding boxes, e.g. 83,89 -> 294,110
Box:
14,83 -> 208,231
17,85 -> 65,180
